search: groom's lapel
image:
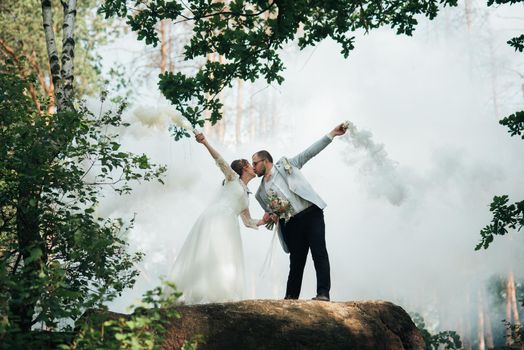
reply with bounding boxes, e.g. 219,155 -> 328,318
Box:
255,179 -> 265,200
274,159 -> 290,185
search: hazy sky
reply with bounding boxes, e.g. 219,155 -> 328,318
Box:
98,2 -> 524,331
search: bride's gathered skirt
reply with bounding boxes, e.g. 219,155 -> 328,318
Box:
168,204 -> 246,304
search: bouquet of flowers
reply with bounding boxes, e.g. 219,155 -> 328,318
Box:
265,190 -> 294,230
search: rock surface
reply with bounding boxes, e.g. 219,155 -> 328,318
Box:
161,300 -> 425,350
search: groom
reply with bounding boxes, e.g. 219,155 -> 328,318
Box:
252,123 -> 348,301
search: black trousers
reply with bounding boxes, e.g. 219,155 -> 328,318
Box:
280,205 -> 331,299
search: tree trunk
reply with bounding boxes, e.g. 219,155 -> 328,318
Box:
10,182 -> 45,333
478,290 -> 486,350
236,79 -> 243,144
248,84 -> 256,141
168,20 -> 174,72
509,271 -> 521,325
488,36 -> 499,119
160,19 -> 167,73
41,0 -> 61,107
479,288 -> 495,349
216,54 -> 226,143
484,306 -> 494,349
47,74 -> 56,114
59,0 -> 77,111
465,0 -> 472,31
507,273 -> 514,346
41,0 -> 77,112
464,293 -> 472,350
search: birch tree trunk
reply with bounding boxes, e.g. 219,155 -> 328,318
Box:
60,0 -> 77,111
41,0 -> 77,112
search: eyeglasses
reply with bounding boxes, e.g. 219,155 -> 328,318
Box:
252,158 -> 266,166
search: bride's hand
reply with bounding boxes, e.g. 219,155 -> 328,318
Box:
262,212 -> 271,224
195,132 -> 206,144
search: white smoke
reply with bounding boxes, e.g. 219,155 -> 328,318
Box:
132,104 -> 195,132
341,122 -> 408,206
132,105 -> 169,128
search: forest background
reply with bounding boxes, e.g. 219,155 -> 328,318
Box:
1,0 -> 523,349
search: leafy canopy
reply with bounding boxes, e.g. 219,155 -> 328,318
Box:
99,0 -> 458,138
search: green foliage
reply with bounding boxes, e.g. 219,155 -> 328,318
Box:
508,34 -> 524,52
411,313 -> 462,350
499,111 -> 524,139
168,125 -> 192,142
476,196 -> 524,250
0,59 -> 166,338
62,282 -> 203,350
99,0 -> 458,136
487,0 -> 524,5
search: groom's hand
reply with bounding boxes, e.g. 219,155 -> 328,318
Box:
329,123 -> 348,138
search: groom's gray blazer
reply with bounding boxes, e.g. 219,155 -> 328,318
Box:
255,135 -> 333,253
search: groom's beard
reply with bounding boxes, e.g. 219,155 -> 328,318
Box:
257,165 -> 267,177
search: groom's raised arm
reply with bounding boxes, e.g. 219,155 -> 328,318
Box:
288,123 -> 348,169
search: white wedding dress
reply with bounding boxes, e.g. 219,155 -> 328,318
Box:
167,156 -> 259,304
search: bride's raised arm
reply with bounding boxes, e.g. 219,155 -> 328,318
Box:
196,132 -> 236,181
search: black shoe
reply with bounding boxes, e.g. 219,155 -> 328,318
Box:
312,295 -> 330,302
284,295 -> 298,300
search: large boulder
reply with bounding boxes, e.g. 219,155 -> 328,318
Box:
161,300 -> 425,350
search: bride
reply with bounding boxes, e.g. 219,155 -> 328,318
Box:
167,132 -> 269,304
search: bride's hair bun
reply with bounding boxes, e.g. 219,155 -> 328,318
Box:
231,159 -> 248,177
